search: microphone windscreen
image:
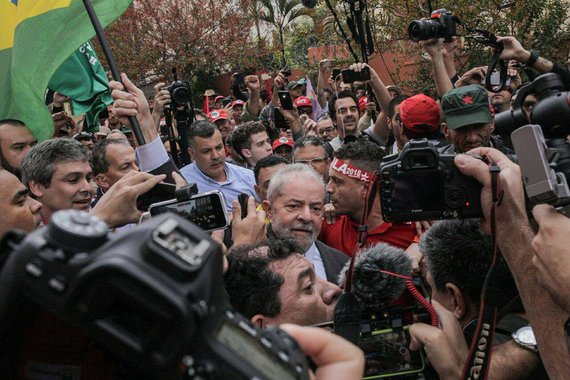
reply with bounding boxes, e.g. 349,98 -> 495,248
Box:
338,243 -> 411,310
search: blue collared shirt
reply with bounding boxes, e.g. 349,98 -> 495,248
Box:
180,162 -> 259,211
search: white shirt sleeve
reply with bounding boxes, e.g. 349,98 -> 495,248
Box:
135,136 -> 170,172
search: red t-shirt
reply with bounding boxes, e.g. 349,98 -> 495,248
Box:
319,215 -> 416,257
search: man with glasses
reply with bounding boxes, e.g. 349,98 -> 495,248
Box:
293,136 -> 331,183
315,115 -> 338,143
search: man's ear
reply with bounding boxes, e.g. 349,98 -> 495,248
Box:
442,122 -> 451,140
251,314 -> 268,329
187,146 -> 195,161
446,282 -> 467,321
95,173 -> 110,190
28,180 -> 45,199
263,200 -> 273,220
386,116 -> 393,130
489,121 -> 495,134
254,184 -> 262,200
241,148 -> 253,159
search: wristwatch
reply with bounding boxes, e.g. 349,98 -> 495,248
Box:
512,325 -> 538,353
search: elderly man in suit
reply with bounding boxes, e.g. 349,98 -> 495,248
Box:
263,164 -> 348,282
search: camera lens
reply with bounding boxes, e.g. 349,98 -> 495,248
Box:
444,187 -> 467,209
408,19 -> 442,42
173,87 -> 191,104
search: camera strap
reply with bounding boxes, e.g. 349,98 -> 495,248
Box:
461,157 -> 505,380
464,27 -> 508,93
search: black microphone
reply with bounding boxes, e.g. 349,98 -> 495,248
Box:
338,243 -> 412,310
301,0 -> 318,8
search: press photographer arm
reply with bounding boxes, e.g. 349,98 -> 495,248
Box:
531,204 -> 570,314
410,301 -> 541,380
151,82 -> 171,131
420,38 -> 454,97
409,300 -> 467,380
454,148 -> 570,377
497,36 -> 570,87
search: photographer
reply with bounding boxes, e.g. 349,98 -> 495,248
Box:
411,148 -> 570,378
420,219 -> 546,379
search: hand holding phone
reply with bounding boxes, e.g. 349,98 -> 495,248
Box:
341,67 -> 371,83
278,91 -> 294,110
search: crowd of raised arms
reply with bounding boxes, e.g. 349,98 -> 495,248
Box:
2,31 -> 570,380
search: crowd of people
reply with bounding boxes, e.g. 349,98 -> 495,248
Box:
1,33 -> 570,379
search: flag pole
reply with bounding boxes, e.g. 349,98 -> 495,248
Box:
81,0 -> 146,146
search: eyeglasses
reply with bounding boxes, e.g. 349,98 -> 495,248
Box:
317,127 -> 335,135
295,157 -> 327,165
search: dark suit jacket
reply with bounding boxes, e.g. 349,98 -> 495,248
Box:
266,225 -> 349,284
316,240 -> 349,284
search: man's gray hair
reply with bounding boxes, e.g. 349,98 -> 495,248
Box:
22,138 -> 90,188
267,163 -> 325,202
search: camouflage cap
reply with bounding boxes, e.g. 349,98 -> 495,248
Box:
441,85 -> 492,130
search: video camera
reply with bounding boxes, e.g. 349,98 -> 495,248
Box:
496,73 -> 570,207
408,9 -> 460,42
0,210 -> 309,379
380,139 -> 483,222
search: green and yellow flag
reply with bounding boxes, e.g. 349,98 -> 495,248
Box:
49,41 -> 113,130
0,0 -> 132,141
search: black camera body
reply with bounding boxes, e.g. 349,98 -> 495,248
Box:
498,73 -> 570,207
0,211 -> 309,379
408,9 -> 459,42
380,139 -> 483,222
165,80 -> 192,106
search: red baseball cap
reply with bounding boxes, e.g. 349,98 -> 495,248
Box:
293,96 -> 312,108
208,109 -> 229,122
272,136 -> 294,150
231,99 -> 245,108
213,95 -> 225,103
358,96 -> 368,112
400,94 -> 441,133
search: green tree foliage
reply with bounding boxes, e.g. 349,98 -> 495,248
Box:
97,0 -> 274,85
258,0 -> 313,67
